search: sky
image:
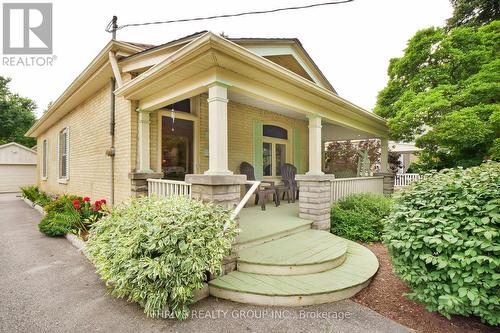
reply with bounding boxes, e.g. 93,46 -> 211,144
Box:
1,0 -> 453,118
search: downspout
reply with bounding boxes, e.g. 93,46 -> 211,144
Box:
107,78 -> 116,206
107,51 -> 122,206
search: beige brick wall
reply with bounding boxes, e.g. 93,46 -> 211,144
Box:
36,82 -> 134,204
149,93 -> 309,176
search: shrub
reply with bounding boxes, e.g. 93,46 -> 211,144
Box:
85,196 -> 237,320
44,194 -> 83,214
38,205 -> 81,237
330,193 -> 393,242
384,162 -> 500,325
21,185 -> 52,207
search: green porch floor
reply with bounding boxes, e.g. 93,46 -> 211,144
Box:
238,203 -> 312,245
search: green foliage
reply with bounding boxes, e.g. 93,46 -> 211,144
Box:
447,0 -> 500,28
384,162 -> 500,325
330,193 -> 393,242
20,185 -> 52,207
38,206 -> 81,237
85,196 -> 238,320
44,194 -> 83,214
0,76 -> 37,147
375,21 -> 500,171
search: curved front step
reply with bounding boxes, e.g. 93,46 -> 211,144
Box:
237,230 -> 347,275
209,240 -> 378,306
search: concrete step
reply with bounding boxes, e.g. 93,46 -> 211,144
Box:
237,230 -> 347,275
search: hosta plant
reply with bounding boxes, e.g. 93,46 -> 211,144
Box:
384,162 -> 500,325
85,195 -> 237,320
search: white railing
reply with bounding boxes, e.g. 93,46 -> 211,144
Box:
394,173 -> 420,187
147,179 -> 192,198
330,176 -> 384,204
228,180 -> 261,223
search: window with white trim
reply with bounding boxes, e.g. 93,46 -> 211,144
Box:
262,125 -> 288,177
58,128 -> 69,180
42,139 -> 48,179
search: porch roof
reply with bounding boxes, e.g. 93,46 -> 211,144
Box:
115,32 -> 388,138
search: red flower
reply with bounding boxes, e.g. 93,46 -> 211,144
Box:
72,199 -> 80,205
74,204 -> 81,210
83,197 -> 90,202
100,199 -> 106,204
94,201 -> 100,206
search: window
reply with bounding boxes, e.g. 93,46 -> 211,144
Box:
262,125 -> 288,177
58,128 -> 69,181
263,125 -> 287,140
163,98 -> 191,113
42,139 -> 48,179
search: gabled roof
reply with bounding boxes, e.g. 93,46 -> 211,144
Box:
0,142 -> 37,154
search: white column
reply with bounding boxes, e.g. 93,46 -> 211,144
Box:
205,82 -> 232,175
306,115 -> 324,176
380,138 -> 389,173
137,109 -> 152,172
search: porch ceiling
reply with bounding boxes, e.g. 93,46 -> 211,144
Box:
115,32 -> 388,138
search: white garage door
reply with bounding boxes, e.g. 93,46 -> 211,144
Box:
0,164 -> 36,193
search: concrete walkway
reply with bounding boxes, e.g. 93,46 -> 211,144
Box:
0,193 -> 411,333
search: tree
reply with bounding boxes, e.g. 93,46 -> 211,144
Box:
0,76 -> 37,147
375,21 -> 499,170
447,0 -> 500,28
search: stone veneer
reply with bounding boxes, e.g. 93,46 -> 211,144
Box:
374,172 -> 396,195
129,172 -> 163,197
295,174 -> 335,231
185,174 -> 247,277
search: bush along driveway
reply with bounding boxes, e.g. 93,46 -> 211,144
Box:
0,192 -> 411,333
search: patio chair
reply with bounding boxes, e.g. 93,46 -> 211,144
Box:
240,162 -> 281,210
281,163 -> 299,202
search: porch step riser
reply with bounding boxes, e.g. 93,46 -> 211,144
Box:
235,224 -> 311,250
209,279 -> 371,306
237,253 -> 347,275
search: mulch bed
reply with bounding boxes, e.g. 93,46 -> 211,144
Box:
353,242 -> 499,333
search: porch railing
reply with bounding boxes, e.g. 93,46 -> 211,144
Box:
330,176 -> 384,204
394,173 -> 420,187
147,179 -> 192,198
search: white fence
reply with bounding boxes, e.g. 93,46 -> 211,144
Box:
394,173 -> 420,187
330,176 -> 384,204
147,179 -> 191,198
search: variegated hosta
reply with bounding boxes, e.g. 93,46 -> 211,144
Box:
86,195 -> 238,320
384,162 -> 500,325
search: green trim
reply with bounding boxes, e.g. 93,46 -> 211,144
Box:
253,120 -> 263,179
293,128 -> 301,173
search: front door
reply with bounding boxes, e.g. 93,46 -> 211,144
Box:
161,116 -> 194,180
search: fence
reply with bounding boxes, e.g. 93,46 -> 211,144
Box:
394,173 -> 420,187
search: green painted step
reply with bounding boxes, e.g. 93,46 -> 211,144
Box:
238,203 -> 311,249
237,230 -> 347,275
209,240 -> 379,306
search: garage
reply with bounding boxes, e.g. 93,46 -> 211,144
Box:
0,142 -> 37,193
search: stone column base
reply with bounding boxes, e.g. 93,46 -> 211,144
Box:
374,173 -> 396,195
185,174 -> 247,278
296,174 -> 335,231
129,172 -> 163,197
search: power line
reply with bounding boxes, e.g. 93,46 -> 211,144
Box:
106,0 -> 354,33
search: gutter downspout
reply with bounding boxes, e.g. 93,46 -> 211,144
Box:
107,78 -> 116,206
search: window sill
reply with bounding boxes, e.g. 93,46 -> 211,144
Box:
58,179 -> 69,184
41,177 -> 47,181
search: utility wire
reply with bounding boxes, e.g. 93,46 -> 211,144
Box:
106,0 -> 354,32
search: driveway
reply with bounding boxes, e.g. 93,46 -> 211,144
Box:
0,193 -> 411,333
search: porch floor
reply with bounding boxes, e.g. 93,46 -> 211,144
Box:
238,203 -> 311,247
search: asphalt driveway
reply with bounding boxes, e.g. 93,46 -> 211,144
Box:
0,193 -> 411,333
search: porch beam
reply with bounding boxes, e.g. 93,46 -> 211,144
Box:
136,108 -> 153,172
306,115 -> 324,176
205,82 -> 232,175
